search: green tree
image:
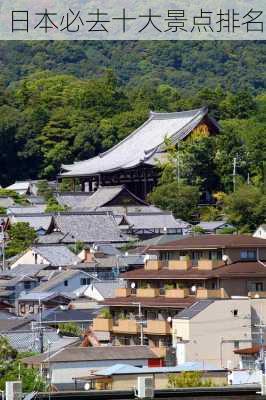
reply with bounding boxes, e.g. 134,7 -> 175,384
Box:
149,182 -> 199,221
45,197 -> 67,213
6,222 -> 37,258
57,323 -> 82,336
36,180 -> 53,201
224,184 -> 266,233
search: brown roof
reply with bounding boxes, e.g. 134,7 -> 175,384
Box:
23,346 -> 158,365
102,296 -> 196,309
120,261 -> 266,280
234,345 -> 264,355
148,235 -> 266,251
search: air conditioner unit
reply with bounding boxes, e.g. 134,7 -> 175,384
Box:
136,376 -> 154,399
5,381 -> 22,400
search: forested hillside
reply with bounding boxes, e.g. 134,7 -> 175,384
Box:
0,41 -> 265,192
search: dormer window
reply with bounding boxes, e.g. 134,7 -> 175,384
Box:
240,249 -> 256,260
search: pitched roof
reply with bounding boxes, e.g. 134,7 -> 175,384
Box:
53,212 -> 127,243
234,345 -> 265,355
11,263 -> 48,277
42,308 -> 100,323
0,197 -> 14,208
60,107 -> 218,178
18,292 -> 72,301
31,245 -> 80,266
91,280 -> 126,299
196,221 -> 232,231
148,234 -> 266,251
175,300 -> 213,319
56,192 -> 94,209
31,270 -> 82,293
125,212 -> 181,230
23,345 -> 158,364
7,205 -> 46,215
5,181 -> 31,193
10,215 -> 53,231
0,318 -> 32,332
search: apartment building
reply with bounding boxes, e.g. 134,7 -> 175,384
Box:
93,235 -> 266,358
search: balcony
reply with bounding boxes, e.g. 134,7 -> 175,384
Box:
115,288 -> 131,298
136,288 -> 160,298
168,259 -> 192,270
165,288 -> 189,298
248,291 -> 266,299
93,318 -> 113,331
112,319 -> 139,334
144,320 -> 172,335
150,347 -> 168,358
196,288 -> 228,299
145,260 -> 167,270
197,259 -> 224,270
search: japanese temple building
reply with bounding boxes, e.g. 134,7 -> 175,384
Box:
58,107 -> 219,199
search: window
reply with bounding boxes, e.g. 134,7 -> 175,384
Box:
233,309 -> 238,317
240,249 -> 256,260
234,341 -> 239,349
64,280 -> 68,287
80,278 -> 90,285
24,281 -> 31,290
255,282 -> 263,292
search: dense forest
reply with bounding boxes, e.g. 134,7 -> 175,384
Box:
0,40 -> 265,230
0,41 -> 265,183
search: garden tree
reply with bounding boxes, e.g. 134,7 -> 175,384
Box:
6,222 -> 37,258
36,180 -> 53,201
57,323 -> 82,336
69,241 -> 84,255
200,206 -> 222,222
178,136 -> 219,195
0,189 -> 26,205
0,339 -> 45,392
224,184 -> 266,233
59,178 -> 74,192
45,197 -> 67,213
149,182 -> 199,221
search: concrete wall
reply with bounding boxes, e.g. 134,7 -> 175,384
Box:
111,372 -> 227,390
11,250 -> 49,268
172,299 -> 252,369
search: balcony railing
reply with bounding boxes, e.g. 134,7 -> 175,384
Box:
112,319 -> 139,334
136,288 -> 160,298
93,318 -> 113,331
196,288 -> 228,299
144,320 -> 172,335
145,260 -> 168,270
165,288 -> 189,298
197,259 -> 224,270
168,260 -> 192,270
115,288 -> 131,298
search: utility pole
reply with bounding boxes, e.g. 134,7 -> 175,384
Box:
133,302 -> 144,346
0,222 -> 5,271
233,157 -> 237,192
177,140 -> 180,186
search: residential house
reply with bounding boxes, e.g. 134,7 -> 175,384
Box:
118,212 -> 186,238
254,224 -> 266,239
41,307 -> 101,330
29,269 -> 92,295
10,245 -> 80,269
93,235 -> 266,358
17,292 -> 72,316
0,317 -> 79,352
38,212 -> 128,245
172,299 -> 252,369
22,346 -> 160,390
196,221 -> 235,234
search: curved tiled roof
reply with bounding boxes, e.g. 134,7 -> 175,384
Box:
60,108 -> 215,177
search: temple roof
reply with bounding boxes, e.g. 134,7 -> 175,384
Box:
60,107 -> 217,178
